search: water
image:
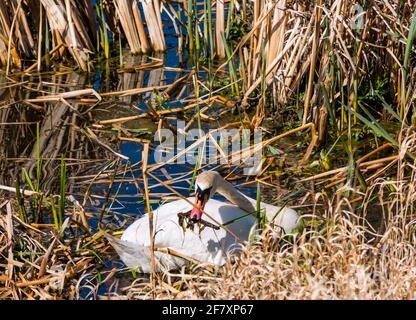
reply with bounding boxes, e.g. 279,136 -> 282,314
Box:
75,7 -> 258,224
0,4 -> 258,298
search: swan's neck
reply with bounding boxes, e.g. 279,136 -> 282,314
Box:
215,178 -> 256,214
215,176 -> 285,220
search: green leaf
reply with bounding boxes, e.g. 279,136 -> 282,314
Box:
267,145 -> 281,157
350,107 -> 398,147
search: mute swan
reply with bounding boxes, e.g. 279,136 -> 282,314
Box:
104,171 -> 300,273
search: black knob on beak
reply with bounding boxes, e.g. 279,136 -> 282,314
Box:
191,215 -> 200,223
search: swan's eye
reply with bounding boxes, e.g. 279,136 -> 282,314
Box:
196,186 -> 212,200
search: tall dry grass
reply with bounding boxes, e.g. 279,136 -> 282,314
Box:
233,0 -> 416,136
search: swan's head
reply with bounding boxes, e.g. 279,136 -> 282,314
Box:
190,171 -> 219,221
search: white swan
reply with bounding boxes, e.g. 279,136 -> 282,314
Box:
104,171 -> 300,273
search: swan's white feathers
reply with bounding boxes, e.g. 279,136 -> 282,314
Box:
195,171 -> 219,197
118,197 -> 254,270
106,171 -> 301,272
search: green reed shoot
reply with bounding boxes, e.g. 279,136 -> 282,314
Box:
225,0 -> 235,38
23,122 -> 43,209
321,84 -> 356,192
188,73 -> 204,195
35,122 -> 42,194
186,0 -> 194,54
44,17 -> 50,67
50,196 -> 60,231
401,8 -> 416,118
256,182 -> 266,230
203,0 -> 208,54
222,33 -> 239,96
59,154 -> 67,227
193,0 -> 200,54
208,0 -> 214,59
22,168 -> 35,192
15,179 -> 28,223
96,0 -> 110,59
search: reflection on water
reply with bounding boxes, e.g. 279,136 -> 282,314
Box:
0,25 -> 256,229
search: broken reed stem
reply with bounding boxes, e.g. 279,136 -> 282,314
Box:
132,1 -> 150,53
155,247 -> 215,269
2,0 -> 167,70
299,155 -> 399,183
142,142 -> 156,295
302,0 -> 322,124
5,0 -> 23,75
37,1 -> 43,72
215,0 -> 225,58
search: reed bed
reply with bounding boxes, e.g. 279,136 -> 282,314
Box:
0,0 -> 167,71
1,0 -> 416,301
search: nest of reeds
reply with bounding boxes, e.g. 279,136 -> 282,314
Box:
0,197 -> 114,299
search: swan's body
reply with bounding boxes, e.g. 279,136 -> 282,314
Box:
105,171 -> 300,273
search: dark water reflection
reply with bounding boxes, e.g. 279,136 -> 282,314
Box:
0,26 -> 256,228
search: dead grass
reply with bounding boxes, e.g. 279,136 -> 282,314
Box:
0,197 -> 114,299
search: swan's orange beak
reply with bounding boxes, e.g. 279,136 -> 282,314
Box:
190,188 -> 210,221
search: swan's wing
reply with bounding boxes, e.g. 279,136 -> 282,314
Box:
103,231 -> 190,272
274,208 -> 301,233
106,198 -> 257,271
120,199 -> 193,244
102,231 -> 152,272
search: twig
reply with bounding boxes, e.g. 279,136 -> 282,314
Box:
6,0 -> 23,75
142,143 -> 156,295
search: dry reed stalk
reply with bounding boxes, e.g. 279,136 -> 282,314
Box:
141,0 -> 166,51
242,24 -> 299,105
5,0 -> 23,75
302,0 -> 321,125
40,0 -> 92,71
266,0 -> 286,69
132,1 -> 150,53
114,0 -> 165,53
37,2 -> 43,72
215,0 -> 225,58
299,155 -> 399,183
141,142 -> 157,294
97,94 -> 230,125
146,126 -> 416,299
25,88 -> 102,103
155,248 -> 215,268
0,185 -> 41,196
11,0 -> 35,54
84,127 -> 129,160
239,0 -> 413,121
223,122 -> 318,166
0,0 -> 34,69
23,43 -> 64,74
0,195 -> 114,299
114,0 -> 143,53
100,84 -> 170,98
0,2 -> 13,65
